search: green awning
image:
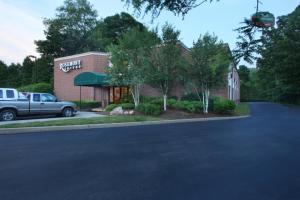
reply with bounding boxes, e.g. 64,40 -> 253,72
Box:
74,72 -> 109,86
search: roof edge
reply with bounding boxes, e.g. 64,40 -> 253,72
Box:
54,51 -> 109,61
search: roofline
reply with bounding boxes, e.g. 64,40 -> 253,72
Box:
177,41 -> 190,52
54,52 -> 109,61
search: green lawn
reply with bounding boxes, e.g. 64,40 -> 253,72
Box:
0,115 -> 160,129
234,102 -> 250,116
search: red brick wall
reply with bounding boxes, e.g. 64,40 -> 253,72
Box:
54,52 -> 109,101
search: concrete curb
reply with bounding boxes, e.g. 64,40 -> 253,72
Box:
0,115 -> 250,135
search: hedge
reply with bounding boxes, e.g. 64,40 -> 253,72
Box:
171,100 -> 202,113
212,98 -> 236,114
72,100 -> 100,109
136,103 -> 162,116
18,83 -> 52,93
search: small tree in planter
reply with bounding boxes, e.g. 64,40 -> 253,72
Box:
187,33 -> 231,113
108,27 -> 158,107
147,23 -> 186,111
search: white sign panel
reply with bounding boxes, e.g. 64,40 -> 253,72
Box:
59,60 -> 81,73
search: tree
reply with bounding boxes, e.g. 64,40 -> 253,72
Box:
21,57 -> 34,86
108,28 -> 158,107
89,12 -> 145,51
257,5 -> 300,103
35,0 -> 98,57
0,61 -> 8,87
188,33 -> 230,113
123,0 -> 219,17
147,23 -> 185,111
7,63 -> 22,88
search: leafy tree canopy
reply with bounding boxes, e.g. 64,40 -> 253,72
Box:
122,0 -> 219,17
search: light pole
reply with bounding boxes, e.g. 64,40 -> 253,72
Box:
28,55 -> 37,83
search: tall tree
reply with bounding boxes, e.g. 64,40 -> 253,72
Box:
21,57 -> 34,86
0,61 -> 8,87
188,33 -> 230,113
108,28 -> 158,107
7,63 -> 22,88
257,5 -> 300,103
147,23 -> 185,111
35,0 -> 98,57
89,12 -> 145,51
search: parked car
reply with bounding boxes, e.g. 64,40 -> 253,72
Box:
0,88 -> 77,121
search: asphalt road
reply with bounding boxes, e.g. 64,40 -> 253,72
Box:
1,102 -> 300,200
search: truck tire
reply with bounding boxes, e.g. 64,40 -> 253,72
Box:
0,109 -> 16,121
62,107 -> 74,117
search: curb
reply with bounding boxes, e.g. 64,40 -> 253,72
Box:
0,115 -> 250,135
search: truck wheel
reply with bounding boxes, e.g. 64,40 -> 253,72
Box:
62,107 -> 74,117
0,109 -> 16,121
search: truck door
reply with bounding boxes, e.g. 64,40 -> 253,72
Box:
40,94 -> 61,114
30,94 -> 42,114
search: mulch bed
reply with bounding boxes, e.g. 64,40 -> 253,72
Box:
160,109 -> 220,119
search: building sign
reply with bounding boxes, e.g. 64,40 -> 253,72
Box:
59,60 -> 81,72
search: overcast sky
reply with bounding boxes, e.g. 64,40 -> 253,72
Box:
0,0 -> 299,65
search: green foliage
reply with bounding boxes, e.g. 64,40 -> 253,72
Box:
18,83 -> 53,93
213,98 -> 236,114
136,103 -> 162,116
170,100 -> 202,113
167,98 -> 177,107
181,93 -> 199,101
89,12 -> 145,51
121,103 -> 135,110
0,60 -> 8,87
257,5 -> 300,104
122,0 -> 218,17
105,104 -> 120,111
72,100 -> 100,109
35,0 -> 98,57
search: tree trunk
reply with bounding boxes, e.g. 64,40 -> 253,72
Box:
130,85 -> 140,108
163,94 -> 167,111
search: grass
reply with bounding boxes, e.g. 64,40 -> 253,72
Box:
0,115 -> 160,129
234,102 -> 250,116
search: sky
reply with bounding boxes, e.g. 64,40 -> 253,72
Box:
0,0 -> 299,66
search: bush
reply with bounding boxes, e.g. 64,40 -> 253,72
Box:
105,104 -> 120,111
167,98 -> 177,107
121,103 -> 135,110
181,93 -> 199,101
213,98 -> 236,114
136,103 -> 162,116
18,83 -> 52,93
72,100 -> 100,109
171,100 -> 202,113
150,98 -> 164,107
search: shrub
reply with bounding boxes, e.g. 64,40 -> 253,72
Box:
18,83 -> 52,93
72,100 -> 100,109
105,104 -> 120,111
136,103 -> 162,116
167,98 -> 177,107
181,93 -> 199,101
150,98 -> 164,107
121,103 -> 135,110
171,100 -> 202,113
213,98 -> 236,114
140,96 -> 157,103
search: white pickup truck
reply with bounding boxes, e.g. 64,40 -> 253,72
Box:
0,88 -> 77,121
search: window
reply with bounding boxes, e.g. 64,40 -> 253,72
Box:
0,90 -> 3,98
33,94 -> 40,102
6,90 -> 15,98
41,94 -> 56,102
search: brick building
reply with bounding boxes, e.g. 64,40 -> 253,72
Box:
54,43 -> 240,107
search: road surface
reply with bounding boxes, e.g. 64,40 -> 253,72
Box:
0,102 -> 300,200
